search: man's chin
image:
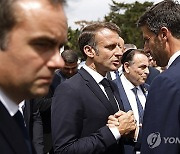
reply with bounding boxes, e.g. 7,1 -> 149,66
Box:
110,66 -> 119,71
31,87 -> 49,98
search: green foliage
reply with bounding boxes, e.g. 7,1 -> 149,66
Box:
65,27 -> 79,51
104,1 -> 153,48
64,27 -> 83,60
65,1 -> 154,59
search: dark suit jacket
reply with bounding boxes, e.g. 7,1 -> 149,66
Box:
31,71 -> 67,154
145,67 -> 160,85
141,55 -> 180,153
30,91 -> 54,154
51,67 -> 125,154
114,77 -> 149,154
29,70 -> 69,154
0,101 -> 31,154
24,100 -> 43,154
51,70 -> 66,93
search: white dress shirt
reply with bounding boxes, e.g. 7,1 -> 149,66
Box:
0,87 -> 18,116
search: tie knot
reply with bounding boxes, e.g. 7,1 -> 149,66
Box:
101,78 -> 110,88
114,70 -> 119,74
132,87 -> 138,94
114,70 -> 119,77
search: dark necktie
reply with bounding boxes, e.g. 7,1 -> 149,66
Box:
13,110 -> 32,154
101,78 -> 118,112
132,87 -> 144,124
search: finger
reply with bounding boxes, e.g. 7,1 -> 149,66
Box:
107,124 -> 117,128
114,110 -> 125,117
108,115 -> 118,121
107,119 -> 119,126
127,110 -> 134,116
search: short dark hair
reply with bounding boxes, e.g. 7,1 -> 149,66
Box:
121,49 -> 146,72
0,0 -> 66,51
61,50 -> 78,63
78,22 -> 121,59
137,0 -> 180,39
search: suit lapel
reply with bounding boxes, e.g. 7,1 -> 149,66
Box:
140,83 -> 149,98
109,80 -> 124,112
79,68 -> 115,114
0,102 -> 30,154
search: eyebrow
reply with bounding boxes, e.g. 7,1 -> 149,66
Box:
29,36 -> 67,47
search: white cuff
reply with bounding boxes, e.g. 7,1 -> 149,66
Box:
109,127 -> 121,140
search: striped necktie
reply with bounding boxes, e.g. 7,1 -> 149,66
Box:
132,87 -> 144,124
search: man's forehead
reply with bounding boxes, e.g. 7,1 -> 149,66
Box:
17,1 -> 42,10
141,26 -> 152,36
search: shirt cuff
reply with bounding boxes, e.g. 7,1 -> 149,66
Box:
109,127 -> 121,140
134,124 -> 140,142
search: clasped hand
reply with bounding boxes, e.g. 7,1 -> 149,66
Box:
107,110 -> 138,139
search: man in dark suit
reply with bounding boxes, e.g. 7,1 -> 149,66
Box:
145,66 -> 160,85
0,100 -> 31,154
51,49 -> 79,93
22,100 -> 44,154
51,22 -> 137,154
137,0 -> 180,153
0,0 -> 67,153
111,49 -> 149,153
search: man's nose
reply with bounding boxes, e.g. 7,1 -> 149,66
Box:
114,45 -> 123,56
47,50 -> 65,69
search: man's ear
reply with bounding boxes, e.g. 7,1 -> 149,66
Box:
124,62 -> 130,73
84,45 -> 95,58
159,27 -> 168,41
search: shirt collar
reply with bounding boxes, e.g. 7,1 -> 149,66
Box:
121,73 -> 140,90
0,87 -> 18,116
83,64 -> 105,83
167,51 -> 180,69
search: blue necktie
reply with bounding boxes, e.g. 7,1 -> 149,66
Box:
114,71 -> 121,89
101,78 -> 119,112
132,87 -> 144,124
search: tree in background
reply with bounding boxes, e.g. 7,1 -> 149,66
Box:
66,1 -> 154,60
105,0 -> 153,48
64,27 -> 82,59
